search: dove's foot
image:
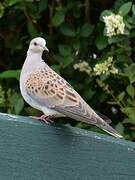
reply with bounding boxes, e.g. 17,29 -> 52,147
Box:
30,115 -> 54,124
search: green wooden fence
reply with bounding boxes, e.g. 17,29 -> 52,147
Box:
0,112 -> 135,180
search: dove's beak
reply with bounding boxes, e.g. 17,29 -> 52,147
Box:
44,46 -> 49,52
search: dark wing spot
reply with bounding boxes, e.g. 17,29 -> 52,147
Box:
60,92 -> 64,95
51,89 -> 55,94
47,81 -> 50,84
66,90 -> 76,98
44,90 -> 48,95
32,90 -> 35,94
66,96 -> 77,103
45,85 -> 48,89
66,82 -> 73,88
57,93 -> 63,100
60,87 -> 64,91
78,101 -> 82,109
61,79 -> 64,83
57,81 -> 62,85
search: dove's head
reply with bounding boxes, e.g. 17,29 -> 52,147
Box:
28,37 -> 49,53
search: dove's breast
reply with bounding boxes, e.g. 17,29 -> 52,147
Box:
20,70 -> 63,117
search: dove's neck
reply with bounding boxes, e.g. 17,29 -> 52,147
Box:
22,51 -> 44,74
27,49 -> 43,57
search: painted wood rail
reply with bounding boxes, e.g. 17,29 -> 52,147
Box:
0,112 -> 135,180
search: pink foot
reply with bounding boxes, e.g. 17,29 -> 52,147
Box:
30,115 -> 54,124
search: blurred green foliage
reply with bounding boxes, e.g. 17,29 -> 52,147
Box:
0,0 -> 135,141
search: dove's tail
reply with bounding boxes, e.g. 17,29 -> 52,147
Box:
96,120 -> 123,138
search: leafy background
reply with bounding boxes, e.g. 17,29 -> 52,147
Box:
0,0 -> 135,141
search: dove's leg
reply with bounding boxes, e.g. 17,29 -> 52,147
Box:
40,115 -> 54,124
30,115 -> 54,124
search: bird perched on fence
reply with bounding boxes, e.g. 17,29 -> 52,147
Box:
20,37 -> 122,138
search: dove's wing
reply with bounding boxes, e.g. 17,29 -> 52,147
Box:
25,66 -> 98,125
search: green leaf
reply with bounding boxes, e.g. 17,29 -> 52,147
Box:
117,92 -> 125,101
27,21 -> 37,37
108,36 -> 120,44
5,36 -> 22,50
73,6 -> 81,18
51,65 -> 61,74
124,117 -> 135,125
59,24 -> 76,37
4,0 -> 20,7
38,0 -> 48,13
83,88 -> 95,101
124,63 -> 135,83
119,2 -> 132,16
115,122 -> 124,134
95,35 -> 108,50
129,74 -> 135,83
58,44 -> 71,56
52,9 -> 65,27
122,107 -> 135,125
122,107 -> 134,115
14,97 -> 24,115
66,1 -> 75,10
80,23 -> 94,37
0,2 -> 4,18
132,4 -> 135,15
127,98 -> 133,106
116,54 -> 129,63
76,122 -> 88,129
124,64 -> 135,74
126,84 -> 134,98
100,10 -> 112,21
72,41 -> 80,50
0,70 -> 20,80
56,54 -> 74,68
62,56 -> 74,68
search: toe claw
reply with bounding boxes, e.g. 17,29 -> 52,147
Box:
30,115 -> 54,124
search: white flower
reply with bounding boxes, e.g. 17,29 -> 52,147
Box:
110,66 -> 118,74
93,53 -> 97,59
73,61 -> 92,75
93,56 -> 118,75
103,13 -> 125,37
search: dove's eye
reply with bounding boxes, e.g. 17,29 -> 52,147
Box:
34,42 -> 37,46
